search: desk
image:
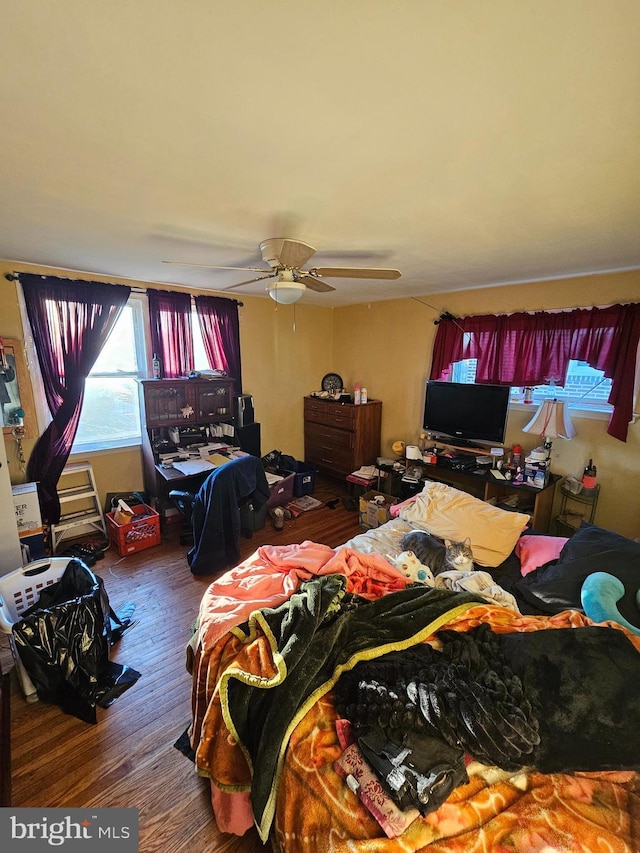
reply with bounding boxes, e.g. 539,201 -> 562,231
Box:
383,462 -> 560,533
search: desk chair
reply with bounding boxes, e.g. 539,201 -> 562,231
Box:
168,488 -> 267,546
170,456 -> 271,575
167,489 -> 198,546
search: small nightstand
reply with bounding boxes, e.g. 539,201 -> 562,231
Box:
555,482 -> 600,536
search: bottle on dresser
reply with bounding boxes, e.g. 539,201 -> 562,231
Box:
582,459 -> 597,490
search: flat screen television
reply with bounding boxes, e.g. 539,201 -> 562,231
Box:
422,380 -> 511,447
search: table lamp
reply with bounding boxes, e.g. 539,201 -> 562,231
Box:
522,399 -> 576,457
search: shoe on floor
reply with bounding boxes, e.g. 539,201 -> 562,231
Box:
60,545 -> 97,567
59,542 -> 105,565
270,507 -> 285,531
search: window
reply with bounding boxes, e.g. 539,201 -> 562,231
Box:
72,295 -> 147,452
450,359 -> 613,413
192,306 -> 210,371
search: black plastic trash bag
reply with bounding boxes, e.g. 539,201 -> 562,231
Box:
12,558 -> 140,723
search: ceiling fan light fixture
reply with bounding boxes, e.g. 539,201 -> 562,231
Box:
268,280 -> 306,304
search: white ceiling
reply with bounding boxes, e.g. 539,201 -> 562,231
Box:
1,1 -> 639,307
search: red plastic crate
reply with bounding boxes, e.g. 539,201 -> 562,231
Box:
106,503 -> 161,556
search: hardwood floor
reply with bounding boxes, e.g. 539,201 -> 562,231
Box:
3,475 -> 361,852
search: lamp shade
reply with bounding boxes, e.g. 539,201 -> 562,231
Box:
268,281 -> 306,304
522,399 -> 576,440
267,269 -> 306,304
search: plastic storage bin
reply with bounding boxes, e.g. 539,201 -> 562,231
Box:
106,503 -> 161,556
0,557 -> 73,701
289,460 -> 317,496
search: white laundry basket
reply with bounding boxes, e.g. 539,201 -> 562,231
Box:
0,557 -> 72,701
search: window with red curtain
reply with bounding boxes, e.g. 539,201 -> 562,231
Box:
148,289 -> 193,379
194,295 -> 242,395
20,274 -> 131,521
430,303 -> 640,442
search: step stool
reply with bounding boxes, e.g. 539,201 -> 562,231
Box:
50,462 -> 108,555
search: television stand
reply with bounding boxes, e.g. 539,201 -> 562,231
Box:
436,441 -> 493,457
387,460 -> 560,532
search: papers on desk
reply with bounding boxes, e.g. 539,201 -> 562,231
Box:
207,453 -> 234,468
199,442 -> 232,459
171,459 -> 215,476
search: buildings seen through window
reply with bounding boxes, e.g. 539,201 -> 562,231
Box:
450,359 -> 612,412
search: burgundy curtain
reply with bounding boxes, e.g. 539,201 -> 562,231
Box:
194,295 -> 242,395
148,289 -> 193,378
21,274 -> 131,522
430,303 -> 640,442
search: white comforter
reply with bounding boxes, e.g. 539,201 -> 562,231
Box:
344,516 -> 519,612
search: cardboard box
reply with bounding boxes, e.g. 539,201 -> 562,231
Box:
358,490 -> 398,529
12,482 -> 46,562
161,506 -> 183,526
524,456 -> 551,488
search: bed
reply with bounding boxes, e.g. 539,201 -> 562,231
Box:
187,480 -> 640,852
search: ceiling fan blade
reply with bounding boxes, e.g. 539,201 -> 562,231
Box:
299,273 -> 336,293
162,260 -> 267,272
261,238 -> 316,269
310,267 -> 401,280
221,273 -> 277,291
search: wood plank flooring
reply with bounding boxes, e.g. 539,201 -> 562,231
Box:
3,475 -> 361,852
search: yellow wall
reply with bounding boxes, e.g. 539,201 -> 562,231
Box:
2,260 -> 639,539
334,270 -> 640,538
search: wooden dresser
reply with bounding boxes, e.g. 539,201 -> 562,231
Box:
303,396 -> 382,479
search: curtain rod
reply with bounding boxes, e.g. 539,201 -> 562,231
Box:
4,271 -> 243,306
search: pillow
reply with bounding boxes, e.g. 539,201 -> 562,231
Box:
515,522 -> 640,622
515,534 -> 568,576
399,481 -> 530,567
581,572 -> 640,635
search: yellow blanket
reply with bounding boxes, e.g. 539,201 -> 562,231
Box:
400,481 -> 530,566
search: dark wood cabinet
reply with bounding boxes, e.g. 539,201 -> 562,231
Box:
392,463 -> 560,533
303,396 -> 382,479
139,378 -> 235,505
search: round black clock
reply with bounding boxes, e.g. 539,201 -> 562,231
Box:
321,373 -> 343,393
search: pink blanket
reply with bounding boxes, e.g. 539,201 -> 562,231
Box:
193,540 -> 407,651
190,540 -> 408,834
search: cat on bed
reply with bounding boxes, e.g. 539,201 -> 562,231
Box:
401,530 -> 474,575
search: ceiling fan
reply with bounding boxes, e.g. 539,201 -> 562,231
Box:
163,238 -> 401,303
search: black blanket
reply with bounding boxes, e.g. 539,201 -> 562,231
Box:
221,577 -> 484,841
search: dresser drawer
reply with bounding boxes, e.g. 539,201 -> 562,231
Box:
305,441 -> 354,476
305,422 -> 354,451
304,398 -> 355,430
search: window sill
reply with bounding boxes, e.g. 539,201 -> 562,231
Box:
69,439 -> 142,456
509,402 -> 611,421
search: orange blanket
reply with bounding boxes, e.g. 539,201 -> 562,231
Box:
270,605 -> 640,853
